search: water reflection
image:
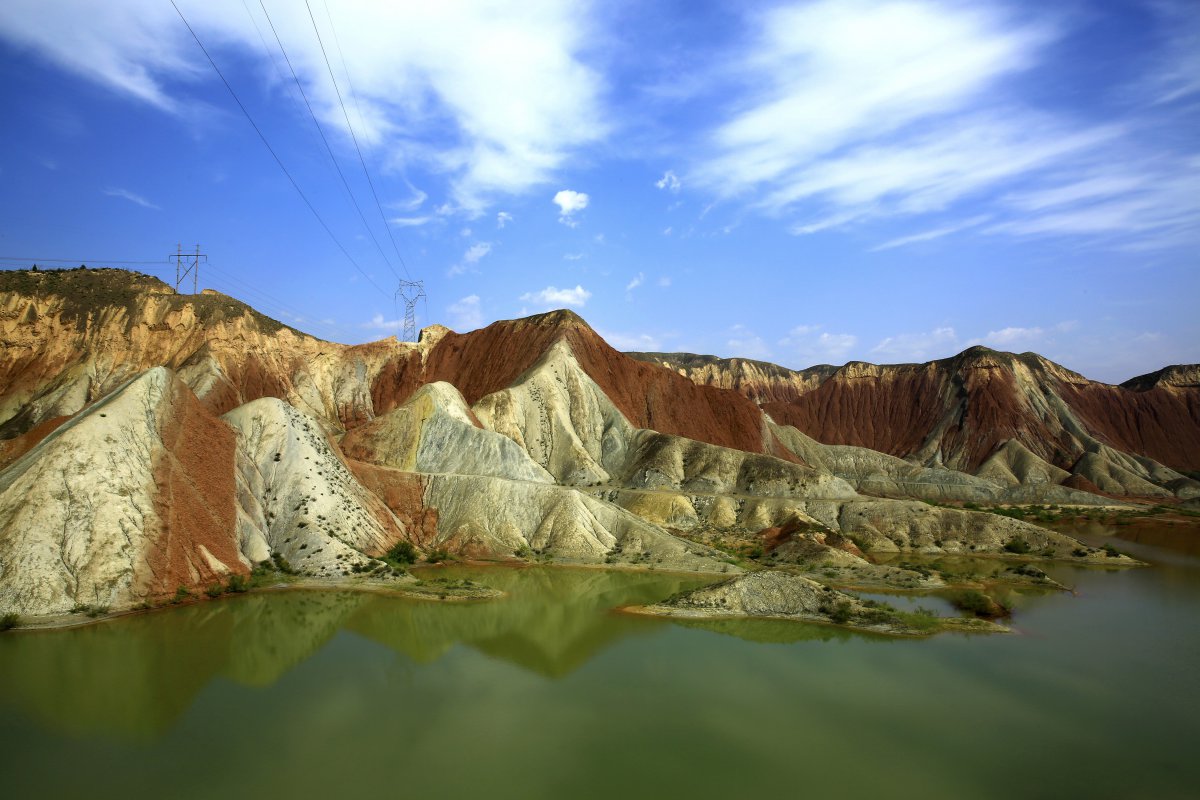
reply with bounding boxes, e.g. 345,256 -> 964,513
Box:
0,567 -> 713,737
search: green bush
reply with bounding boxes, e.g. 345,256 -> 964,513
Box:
1,612 -> 19,631
386,540 -> 418,564
226,574 -> 249,593
204,584 -> 223,599
947,589 -> 1007,618
828,600 -> 853,624
1003,537 -> 1032,554
271,552 -> 296,574
426,548 -> 451,564
172,586 -> 192,604
1102,543 -> 1123,558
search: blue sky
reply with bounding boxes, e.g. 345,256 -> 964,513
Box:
0,0 -> 1196,382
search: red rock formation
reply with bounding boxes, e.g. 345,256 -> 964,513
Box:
143,379 -> 243,597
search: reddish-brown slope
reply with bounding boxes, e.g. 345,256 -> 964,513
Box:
760,347 -> 1200,474
367,310 -> 779,456
1058,381 -> 1200,472
142,380 -> 244,596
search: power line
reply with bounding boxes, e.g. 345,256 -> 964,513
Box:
304,0 -> 410,280
256,0 -> 399,278
168,0 -> 390,299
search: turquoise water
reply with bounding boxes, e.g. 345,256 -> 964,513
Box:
1,526 -> 1197,799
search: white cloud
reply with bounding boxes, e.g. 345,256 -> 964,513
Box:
662,226 -> 673,236
447,241 -> 492,276
657,276 -> 671,288
553,189 -> 589,225
778,325 -> 858,365
364,313 -> 404,331
389,215 -> 432,227
519,284 -> 591,308
103,186 -> 159,209
625,272 -> 644,292
447,294 -> 483,330
871,326 -> 958,362
871,215 -> 990,251
655,170 -> 681,192
727,324 -> 771,360
600,330 -> 664,351
698,1 -> 1049,197
979,326 -> 1044,347
0,0 -> 606,209
496,211 -> 513,228
563,252 -> 583,261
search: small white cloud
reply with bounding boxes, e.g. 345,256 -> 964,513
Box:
364,313 -> 404,332
601,330 -> 664,350
460,227 -> 473,238
779,324 -> 858,364
390,216 -> 433,227
447,294 -> 484,330
497,211 -> 513,228
980,326 -> 1044,347
448,241 -> 493,276
554,189 -> 589,225
103,187 -> 158,210
727,324 -> 772,359
625,272 -> 645,292
395,184 -> 427,212
871,327 -> 958,362
563,252 -> 584,261
655,170 -> 681,192
519,284 -> 591,308
657,276 -> 672,288
663,226 -> 673,235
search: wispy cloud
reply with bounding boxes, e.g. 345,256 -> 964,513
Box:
0,1 -> 607,209
625,272 -> 644,293
655,170 -> 681,192
871,326 -> 958,362
103,186 -> 159,209
363,313 -> 404,332
519,284 -> 591,308
447,241 -> 492,277
447,294 -> 483,330
496,211 -> 513,228
778,324 -> 858,365
871,215 -> 990,251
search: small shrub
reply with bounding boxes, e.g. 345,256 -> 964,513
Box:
514,544 -> 533,559
947,589 -> 1008,618
828,600 -> 853,624
85,605 -> 109,618
386,541 -> 418,564
204,584 -> 223,599
1,612 -> 20,631
1003,537 -> 1032,555
226,574 -> 249,593
1072,547 -> 1089,558
1102,543 -> 1123,558
426,548 -> 451,564
271,552 -> 296,574
172,586 -> 192,604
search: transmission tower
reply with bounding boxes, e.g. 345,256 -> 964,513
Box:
396,279 -> 426,342
169,243 -> 206,293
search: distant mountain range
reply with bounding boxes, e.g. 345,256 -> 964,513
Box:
0,267 -> 1193,620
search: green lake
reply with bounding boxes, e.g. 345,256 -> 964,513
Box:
1,522 -> 1197,799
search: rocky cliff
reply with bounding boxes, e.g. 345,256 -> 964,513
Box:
0,268 -> 1187,619
633,346 -> 1200,498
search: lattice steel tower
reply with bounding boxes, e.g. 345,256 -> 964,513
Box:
396,279 -> 426,342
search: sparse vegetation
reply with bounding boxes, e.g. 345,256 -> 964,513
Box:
204,584 -> 224,598
385,540 -> 418,564
426,548 -> 451,564
947,589 -> 1008,618
1003,537 -> 1032,554
1,612 -> 20,631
